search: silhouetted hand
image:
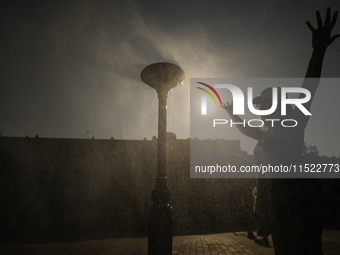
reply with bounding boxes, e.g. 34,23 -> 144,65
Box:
222,101 -> 233,116
306,8 -> 340,51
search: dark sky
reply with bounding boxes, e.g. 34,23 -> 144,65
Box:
1,0 -> 340,156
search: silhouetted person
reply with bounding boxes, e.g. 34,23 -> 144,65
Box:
223,8 -> 340,255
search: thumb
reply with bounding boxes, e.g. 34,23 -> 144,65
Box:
330,34 -> 340,44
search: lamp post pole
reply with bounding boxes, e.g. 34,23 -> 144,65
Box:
141,62 -> 185,255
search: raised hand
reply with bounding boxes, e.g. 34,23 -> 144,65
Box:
306,7 -> 340,51
222,101 -> 233,116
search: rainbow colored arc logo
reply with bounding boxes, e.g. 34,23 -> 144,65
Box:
196,82 -> 222,106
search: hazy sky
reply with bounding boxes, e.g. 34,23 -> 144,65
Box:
1,0 -> 340,156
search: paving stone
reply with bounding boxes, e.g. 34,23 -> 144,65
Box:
1,231 -> 339,254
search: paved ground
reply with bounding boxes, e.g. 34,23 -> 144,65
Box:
0,231 -> 339,255
172,233 -> 263,255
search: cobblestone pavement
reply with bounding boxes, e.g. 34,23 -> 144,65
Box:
173,233 -> 257,255
0,231 -> 339,255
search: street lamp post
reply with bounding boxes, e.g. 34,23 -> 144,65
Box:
141,62 -> 185,255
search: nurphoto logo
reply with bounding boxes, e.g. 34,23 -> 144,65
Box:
197,82 -> 312,128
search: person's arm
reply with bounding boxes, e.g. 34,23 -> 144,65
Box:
295,8 -> 340,128
222,101 -> 263,140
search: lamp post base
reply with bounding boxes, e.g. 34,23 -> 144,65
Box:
148,204 -> 173,255
148,179 -> 173,255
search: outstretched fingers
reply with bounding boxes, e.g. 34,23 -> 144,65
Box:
306,20 -> 315,32
222,101 -> 233,110
330,34 -> 340,44
330,11 -> 338,29
316,10 -> 323,27
308,8 -> 339,31
325,7 -> 331,26
307,8 -> 339,46
329,9 -> 340,44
